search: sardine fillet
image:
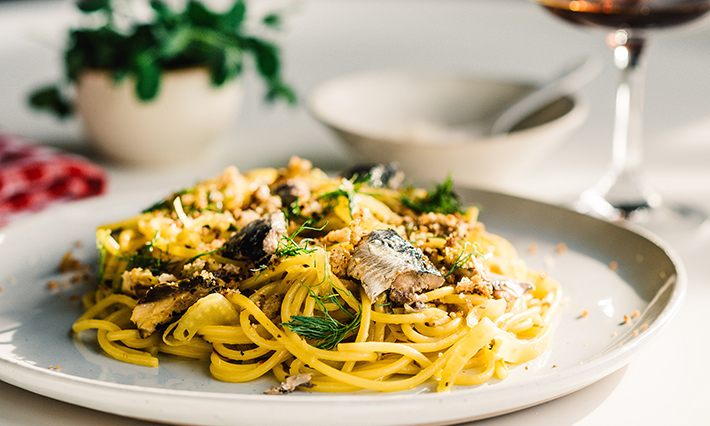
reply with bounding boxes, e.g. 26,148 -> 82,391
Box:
347,229 -> 444,304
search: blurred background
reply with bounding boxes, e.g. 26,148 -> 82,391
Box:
2,0 -> 709,205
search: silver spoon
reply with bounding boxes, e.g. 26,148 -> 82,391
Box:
489,56 -> 603,136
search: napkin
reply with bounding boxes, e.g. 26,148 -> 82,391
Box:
0,132 -> 107,226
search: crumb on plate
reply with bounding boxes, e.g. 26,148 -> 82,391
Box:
264,373 -> 314,395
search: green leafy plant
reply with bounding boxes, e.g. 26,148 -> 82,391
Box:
30,0 -> 296,118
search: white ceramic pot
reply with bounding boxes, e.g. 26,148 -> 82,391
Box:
75,67 -> 243,166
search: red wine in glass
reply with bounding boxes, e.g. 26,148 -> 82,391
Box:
533,0 -> 710,232
539,0 -> 710,29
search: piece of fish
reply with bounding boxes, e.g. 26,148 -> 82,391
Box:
222,212 -> 287,264
342,163 -> 405,189
131,274 -> 215,337
488,273 -> 534,303
347,229 -> 444,304
273,179 -> 311,207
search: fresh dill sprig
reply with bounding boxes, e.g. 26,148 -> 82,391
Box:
281,262 -> 361,350
401,174 -> 464,215
274,220 -> 326,258
119,231 -> 176,278
282,196 -> 302,222
445,242 -> 483,278
318,178 -> 361,217
96,239 -> 108,288
184,246 -> 226,264
142,188 -> 194,213
282,311 -> 361,350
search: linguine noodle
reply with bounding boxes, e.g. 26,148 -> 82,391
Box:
73,157 -> 561,393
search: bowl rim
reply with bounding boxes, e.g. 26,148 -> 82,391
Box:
307,68 -> 588,148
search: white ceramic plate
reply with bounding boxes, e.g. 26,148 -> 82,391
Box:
0,188 -> 685,426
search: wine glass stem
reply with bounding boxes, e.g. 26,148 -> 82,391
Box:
599,29 -> 660,212
612,32 -> 644,177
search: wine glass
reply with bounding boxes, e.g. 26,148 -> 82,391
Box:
533,0 -> 710,233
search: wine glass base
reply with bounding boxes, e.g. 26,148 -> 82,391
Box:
574,188 -> 710,241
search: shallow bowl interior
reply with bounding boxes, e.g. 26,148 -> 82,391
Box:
308,70 -> 587,189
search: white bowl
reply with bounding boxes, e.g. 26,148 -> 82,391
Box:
308,70 -> 588,189
76,67 -> 243,166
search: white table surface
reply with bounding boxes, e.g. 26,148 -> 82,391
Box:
2,0 -> 710,425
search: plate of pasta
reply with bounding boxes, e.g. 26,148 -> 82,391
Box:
0,158 -> 684,426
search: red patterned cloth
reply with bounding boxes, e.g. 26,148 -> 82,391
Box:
0,133 -> 107,226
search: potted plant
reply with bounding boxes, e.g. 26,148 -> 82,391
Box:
30,0 -> 295,165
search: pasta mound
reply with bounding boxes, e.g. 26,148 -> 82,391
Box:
73,157 -> 561,393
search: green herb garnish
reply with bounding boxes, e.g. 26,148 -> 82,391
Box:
120,232 -> 176,278
96,239 -> 109,288
184,246 -> 226,264
30,0 -> 295,118
143,187 -> 195,213
282,312 -> 361,350
282,269 -> 361,350
274,221 -> 326,258
445,242 -> 483,278
401,174 -> 464,215
318,178 -> 361,218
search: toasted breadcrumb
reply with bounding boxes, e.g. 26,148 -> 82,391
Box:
622,315 -> 631,325
528,243 -> 539,254
579,309 -> 588,318
632,329 -> 639,337
641,323 -> 649,331
58,251 -> 84,272
555,243 -> 567,254
47,281 -> 59,291
632,310 -> 640,318
609,261 -> 619,271
264,373 -> 314,395
612,332 -> 617,337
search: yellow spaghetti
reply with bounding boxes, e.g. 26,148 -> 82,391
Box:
73,157 -> 561,393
